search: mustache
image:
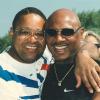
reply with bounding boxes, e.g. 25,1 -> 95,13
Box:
25,42 -> 42,48
51,42 -> 69,47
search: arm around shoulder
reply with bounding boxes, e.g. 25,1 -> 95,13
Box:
92,92 -> 100,100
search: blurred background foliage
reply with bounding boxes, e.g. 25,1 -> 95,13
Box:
78,9 -> 100,34
0,10 -> 100,53
0,35 -> 12,53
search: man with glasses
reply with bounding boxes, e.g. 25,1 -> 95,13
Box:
0,7 -> 47,100
0,7 -> 100,100
41,8 -> 100,100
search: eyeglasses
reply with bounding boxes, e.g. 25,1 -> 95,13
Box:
45,27 -> 81,37
15,27 -> 44,39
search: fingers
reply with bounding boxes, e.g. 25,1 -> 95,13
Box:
82,67 -> 100,93
75,51 -> 100,93
82,72 -> 94,93
91,68 -> 100,92
95,64 -> 100,87
95,64 -> 100,74
87,70 -> 100,93
75,74 -> 81,88
92,92 -> 100,100
75,69 -> 94,93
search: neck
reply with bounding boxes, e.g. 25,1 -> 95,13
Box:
55,56 -> 75,65
7,46 -> 24,63
8,46 -> 43,63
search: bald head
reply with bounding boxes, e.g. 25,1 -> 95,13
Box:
45,8 -> 84,61
46,8 -> 81,29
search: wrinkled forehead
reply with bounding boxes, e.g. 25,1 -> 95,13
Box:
46,12 -> 80,29
15,14 -> 45,30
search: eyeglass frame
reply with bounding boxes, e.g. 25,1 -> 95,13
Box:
45,26 -> 82,37
14,27 -> 45,39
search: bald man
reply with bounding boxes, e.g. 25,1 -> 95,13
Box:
41,8 -> 100,100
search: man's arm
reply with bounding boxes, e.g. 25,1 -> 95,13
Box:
75,42 -> 100,93
92,92 -> 100,100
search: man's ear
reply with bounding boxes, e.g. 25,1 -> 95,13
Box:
8,27 -> 14,38
80,27 -> 84,39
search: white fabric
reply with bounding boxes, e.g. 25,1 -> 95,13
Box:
0,51 -> 48,100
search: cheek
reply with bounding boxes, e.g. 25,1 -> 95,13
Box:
67,36 -> 78,44
68,36 -> 81,50
13,36 -> 25,49
40,40 -> 46,50
70,34 -> 81,41
46,41 -> 52,55
46,37 -> 52,46
99,48 -> 100,56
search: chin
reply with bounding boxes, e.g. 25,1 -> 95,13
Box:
26,52 -> 44,62
54,54 -> 70,60
54,57 -> 68,62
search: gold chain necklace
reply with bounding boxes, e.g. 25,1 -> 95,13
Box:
54,64 -> 74,86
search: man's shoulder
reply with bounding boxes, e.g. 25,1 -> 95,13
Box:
0,51 -> 9,61
0,51 -> 13,70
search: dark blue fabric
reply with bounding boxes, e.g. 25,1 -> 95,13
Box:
20,95 -> 39,99
41,64 -> 93,100
0,66 -> 38,88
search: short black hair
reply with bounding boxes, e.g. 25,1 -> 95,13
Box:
12,7 -> 46,31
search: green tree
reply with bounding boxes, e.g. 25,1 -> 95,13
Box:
0,35 -> 12,53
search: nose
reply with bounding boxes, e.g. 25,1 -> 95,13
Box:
26,34 -> 38,43
55,31 -> 65,42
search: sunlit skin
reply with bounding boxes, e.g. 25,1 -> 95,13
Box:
46,9 -> 83,61
45,8 -> 100,100
85,35 -> 99,44
86,35 -> 100,59
8,14 -> 46,63
84,33 -> 100,60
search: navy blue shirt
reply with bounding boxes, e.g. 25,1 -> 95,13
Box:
41,62 -> 93,100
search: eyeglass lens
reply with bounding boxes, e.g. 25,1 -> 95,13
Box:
45,28 -> 76,37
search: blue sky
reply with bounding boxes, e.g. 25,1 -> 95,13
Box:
0,0 -> 100,37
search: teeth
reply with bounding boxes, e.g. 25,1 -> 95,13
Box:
55,45 -> 67,49
26,45 -> 37,49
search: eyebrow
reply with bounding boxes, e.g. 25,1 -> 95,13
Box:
16,27 -> 43,31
